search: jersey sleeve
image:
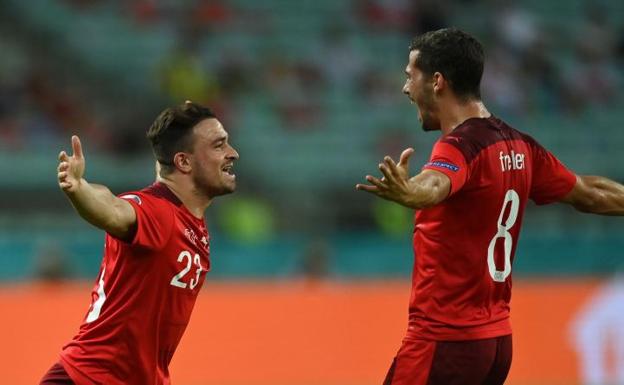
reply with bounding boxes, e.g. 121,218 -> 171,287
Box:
529,143 -> 577,205
116,193 -> 175,250
422,141 -> 470,197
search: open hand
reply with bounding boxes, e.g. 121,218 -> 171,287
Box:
58,135 -> 85,193
356,148 -> 416,206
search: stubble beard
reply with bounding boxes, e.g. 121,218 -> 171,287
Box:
193,172 -> 235,200
420,112 -> 440,132
418,87 -> 441,132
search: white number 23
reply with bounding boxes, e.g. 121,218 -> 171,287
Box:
170,251 -> 204,290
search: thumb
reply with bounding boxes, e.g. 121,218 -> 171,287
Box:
72,135 -> 84,160
398,148 -> 415,166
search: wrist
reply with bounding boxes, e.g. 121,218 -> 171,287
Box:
403,183 -> 420,209
66,178 -> 87,195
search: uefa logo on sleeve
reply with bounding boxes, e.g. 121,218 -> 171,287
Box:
120,194 -> 142,205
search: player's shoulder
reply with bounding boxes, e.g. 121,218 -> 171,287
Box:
439,116 -> 539,162
118,183 -> 182,209
442,116 -> 527,144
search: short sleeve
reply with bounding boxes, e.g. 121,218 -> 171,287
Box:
529,144 -> 577,205
117,193 -> 175,250
422,141 -> 469,197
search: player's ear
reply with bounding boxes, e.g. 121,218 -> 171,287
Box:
432,72 -> 446,94
173,152 -> 192,174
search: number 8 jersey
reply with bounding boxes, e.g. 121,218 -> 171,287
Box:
60,182 -> 211,385
408,116 -> 577,341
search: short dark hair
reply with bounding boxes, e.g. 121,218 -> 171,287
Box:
147,101 -> 216,173
409,28 -> 484,100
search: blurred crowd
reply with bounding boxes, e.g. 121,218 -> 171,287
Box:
1,0 -> 624,282
2,0 -> 623,155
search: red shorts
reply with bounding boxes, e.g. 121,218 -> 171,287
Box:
383,335 -> 512,385
40,362 -> 75,385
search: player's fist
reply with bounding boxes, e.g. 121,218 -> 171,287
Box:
58,135 -> 86,193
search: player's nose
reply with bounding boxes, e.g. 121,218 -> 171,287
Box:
227,144 -> 239,160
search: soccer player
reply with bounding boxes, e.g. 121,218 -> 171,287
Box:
40,101 -> 239,385
356,28 -> 624,385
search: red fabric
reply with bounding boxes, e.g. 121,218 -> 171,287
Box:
422,141 -> 469,197
383,335 -> 512,385
60,183 -> 210,385
529,142 -> 578,204
410,117 -> 576,341
40,362 -> 74,385
427,335 -> 512,385
383,339 -> 436,385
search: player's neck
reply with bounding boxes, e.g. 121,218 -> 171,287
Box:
439,99 -> 490,136
156,175 -> 211,219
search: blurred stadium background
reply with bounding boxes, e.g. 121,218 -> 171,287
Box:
1,0 -> 624,384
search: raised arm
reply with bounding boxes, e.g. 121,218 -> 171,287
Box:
560,175 -> 624,216
356,148 -> 451,209
58,135 -> 137,240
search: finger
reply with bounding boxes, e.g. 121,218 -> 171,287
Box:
72,135 -> 83,159
384,156 -> 397,167
378,163 -> 398,185
59,151 -> 69,162
59,181 -> 72,190
58,162 -> 68,172
383,156 -> 402,180
355,183 -> 379,193
356,183 -> 390,200
58,171 -> 67,180
366,174 -> 388,189
398,148 -> 415,166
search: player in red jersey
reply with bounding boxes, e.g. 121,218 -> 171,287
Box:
356,28 -> 624,385
40,101 -> 239,385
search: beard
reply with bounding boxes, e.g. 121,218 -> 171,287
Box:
416,85 -> 440,132
192,172 -> 236,199
420,111 -> 441,132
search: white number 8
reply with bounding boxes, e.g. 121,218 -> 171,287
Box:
487,189 -> 520,282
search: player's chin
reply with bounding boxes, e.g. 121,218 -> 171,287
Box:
420,114 -> 440,132
421,123 -> 435,132
221,178 -> 237,194
210,184 -> 236,198
225,182 -> 236,193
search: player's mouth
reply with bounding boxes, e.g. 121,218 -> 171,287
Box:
222,164 -> 235,179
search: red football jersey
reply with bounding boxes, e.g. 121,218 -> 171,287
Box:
407,116 -> 576,341
60,182 -> 211,384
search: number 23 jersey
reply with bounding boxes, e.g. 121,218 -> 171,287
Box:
60,182 -> 210,385
408,116 -> 577,341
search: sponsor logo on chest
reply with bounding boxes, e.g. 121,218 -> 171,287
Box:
499,150 -> 525,172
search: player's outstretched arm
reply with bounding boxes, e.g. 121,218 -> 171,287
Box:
58,135 -> 137,240
356,148 -> 450,209
561,175 -> 624,216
